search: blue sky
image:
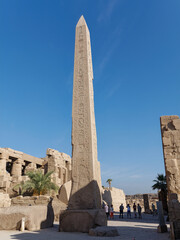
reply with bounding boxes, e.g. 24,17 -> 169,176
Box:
1,0 -> 180,194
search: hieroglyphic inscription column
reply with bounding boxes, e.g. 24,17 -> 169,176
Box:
70,15 -> 101,209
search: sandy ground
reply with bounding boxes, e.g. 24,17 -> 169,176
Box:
0,213 -> 170,240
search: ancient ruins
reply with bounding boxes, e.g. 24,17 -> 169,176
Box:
0,15 -> 163,237
0,147 -> 71,206
161,115 -> 180,239
59,15 -> 106,232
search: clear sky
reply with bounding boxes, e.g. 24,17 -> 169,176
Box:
1,0 -> 180,194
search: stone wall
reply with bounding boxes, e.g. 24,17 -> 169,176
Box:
126,194 -> 158,212
11,195 -> 67,221
160,115 -> 180,239
0,205 -> 54,231
102,187 -> 126,211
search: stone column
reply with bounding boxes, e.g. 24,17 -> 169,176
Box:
0,152 -> 8,175
143,194 -> 150,213
11,159 -> 22,177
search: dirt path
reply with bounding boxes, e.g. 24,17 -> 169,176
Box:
0,213 -> 170,240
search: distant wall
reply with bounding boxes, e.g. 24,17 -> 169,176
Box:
102,187 -> 126,211
126,194 -> 158,212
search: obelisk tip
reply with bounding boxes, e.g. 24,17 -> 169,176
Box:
76,15 -> 87,27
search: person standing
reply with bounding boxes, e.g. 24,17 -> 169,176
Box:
133,203 -> 137,218
104,204 -> 109,218
137,204 -> 142,219
110,204 -> 114,219
126,204 -> 131,218
152,203 -> 156,216
119,204 -> 124,218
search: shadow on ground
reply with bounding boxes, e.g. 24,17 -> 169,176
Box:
4,213 -> 170,240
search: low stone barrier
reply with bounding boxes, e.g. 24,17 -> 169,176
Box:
0,205 -> 54,231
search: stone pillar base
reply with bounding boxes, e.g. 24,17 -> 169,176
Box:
59,209 -> 107,233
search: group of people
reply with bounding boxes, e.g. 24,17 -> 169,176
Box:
124,203 -> 142,219
104,204 -> 114,219
103,202 -> 142,219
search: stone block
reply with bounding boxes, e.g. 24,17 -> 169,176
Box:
59,209 -> 107,232
58,180 -> 71,204
52,197 -> 67,221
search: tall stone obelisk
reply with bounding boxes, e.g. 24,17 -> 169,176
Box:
59,16 -> 106,232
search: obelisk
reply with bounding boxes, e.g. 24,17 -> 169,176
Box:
59,15 -> 106,232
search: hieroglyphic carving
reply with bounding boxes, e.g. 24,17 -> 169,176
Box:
70,16 -> 102,209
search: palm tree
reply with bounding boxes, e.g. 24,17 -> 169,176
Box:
152,174 -> 167,191
152,174 -> 168,213
106,179 -> 112,188
14,170 -> 58,196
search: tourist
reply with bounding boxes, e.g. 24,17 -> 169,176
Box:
133,203 -> 137,218
126,204 -> 131,218
152,203 -> 156,216
137,204 -> 142,219
119,204 -> 124,218
110,204 -> 114,219
104,204 -> 109,218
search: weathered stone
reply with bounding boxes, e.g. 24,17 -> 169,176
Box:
160,116 -> 180,197
0,205 -> 54,230
89,226 -> 120,237
60,16 -> 106,232
102,187 -> 126,211
160,115 -> 180,238
162,137 -> 172,146
69,15 -> 101,210
0,147 -> 71,196
11,196 -> 36,206
172,119 -> 180,130
52,197 -> 67,221
143,194 -> 150,213
0,192 -> 11,207
45,148 -> 71,186
59,209 -> 107,232
58,180 -> 72,204
0,212 -> 25,230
